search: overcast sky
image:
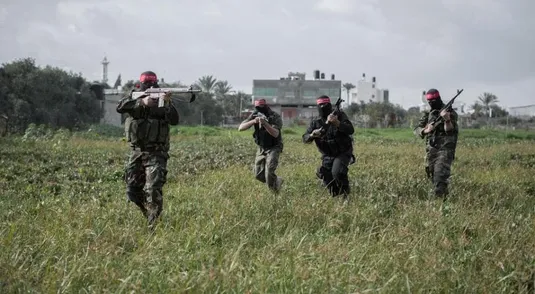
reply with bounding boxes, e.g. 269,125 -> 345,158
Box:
1,0 -> 534,109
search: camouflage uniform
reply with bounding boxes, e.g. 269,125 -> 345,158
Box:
303,110 -> 355,197
241,109 -> 284,192
116,89 -> 179,226
413,109 -> 458,197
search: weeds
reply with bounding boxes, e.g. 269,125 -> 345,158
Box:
0,127 -> 534,292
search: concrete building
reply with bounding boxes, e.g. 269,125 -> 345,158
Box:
354,73 -> 389,104
102,88 -> 124,127
252,70 -> 342,121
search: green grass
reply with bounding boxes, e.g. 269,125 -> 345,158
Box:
1,127 -> 535,293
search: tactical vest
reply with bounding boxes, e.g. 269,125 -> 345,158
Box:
253,115 -> 281,150
314,115 -> 353,156
124,104 -> 170,150
426,110 -> 458,149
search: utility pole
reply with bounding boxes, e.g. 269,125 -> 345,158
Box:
200,110 -> 204,126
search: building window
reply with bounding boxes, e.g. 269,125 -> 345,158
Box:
329,89 -> 339,98
318,88 -> 330,96
303,90 -> 316,97
253,87 -> 277,96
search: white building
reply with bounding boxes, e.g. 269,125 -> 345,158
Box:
102,88 -> 124,127
353,73 -> 389,104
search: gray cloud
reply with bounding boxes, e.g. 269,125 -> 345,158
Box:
1,0 -> 534,108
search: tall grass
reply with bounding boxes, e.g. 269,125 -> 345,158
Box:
1,127 -> 534,292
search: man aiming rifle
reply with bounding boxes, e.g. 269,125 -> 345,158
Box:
238,99 -> 284,193
116,70 -> 199,229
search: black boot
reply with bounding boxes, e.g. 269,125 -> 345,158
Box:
435,183 -> 449,198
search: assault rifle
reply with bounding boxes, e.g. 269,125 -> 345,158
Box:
318,97 -> 344,137
428,89 -> 464,127
251,111 -> 267,129
132,86 -> 202,107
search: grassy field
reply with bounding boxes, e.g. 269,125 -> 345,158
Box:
1,126 -> 534,293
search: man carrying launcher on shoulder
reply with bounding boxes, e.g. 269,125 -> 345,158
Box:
413,88 -> 460,198
116,70 -> 180,229
238,99 -> 284,193
302,95 -> 355,199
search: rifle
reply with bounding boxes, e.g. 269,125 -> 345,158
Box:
251,111 -> 267,129
132,85 -> 202,107
318,97 -> 344,136
428,89 -> 464,127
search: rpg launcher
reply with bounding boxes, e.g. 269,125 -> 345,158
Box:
318,97 -> 344,137
132,86 -> 202,107
428,89 -> 464,127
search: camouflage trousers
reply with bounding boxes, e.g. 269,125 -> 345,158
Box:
426,145 -> 455,197
254,146 -> 281,190
316,153 -> 351,197
124,149 -> 169,224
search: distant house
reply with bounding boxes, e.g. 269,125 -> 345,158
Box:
252,70 -> 341,123
355,73 -> 389,104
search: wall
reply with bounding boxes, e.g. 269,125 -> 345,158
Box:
252,77 -> 341,119
356,80 -> 382,103
101,93 -> 123,127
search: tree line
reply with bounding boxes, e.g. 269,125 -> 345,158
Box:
0,58 -> 102,134
0,58 -> 513,135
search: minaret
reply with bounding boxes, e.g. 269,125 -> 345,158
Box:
101,56 -> 109,84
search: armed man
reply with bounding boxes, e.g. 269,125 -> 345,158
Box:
302,95 -> 355,198
413,88 -> 460,198
116,70 -> 180,229
238,99 -> 284,193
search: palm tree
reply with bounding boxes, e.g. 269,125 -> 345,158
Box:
196,75 -> 218,94
477,92 -> 499,116
342,82 -> 356,103
214,80 -> 233,99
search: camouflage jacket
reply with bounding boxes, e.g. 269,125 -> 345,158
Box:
242,109 -> 283,150
116,90 -> 179,151
302,111 -> 354,157
413,109 -> 459,149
